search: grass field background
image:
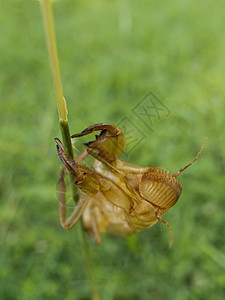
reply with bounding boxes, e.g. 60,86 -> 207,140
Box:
0,0 -> 225,299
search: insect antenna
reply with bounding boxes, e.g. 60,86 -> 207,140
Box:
173,138 -> 207,178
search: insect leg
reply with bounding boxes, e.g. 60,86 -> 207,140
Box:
155,210 -> 173,248
173,138 -> 207,177
90,213 -> 102,245
71,123 -> 122,139
55,138 -> 100,195
71,123 -> 125,166
58,167 -> 90,230
87,148 -> 125,178
76,148 -> 88,162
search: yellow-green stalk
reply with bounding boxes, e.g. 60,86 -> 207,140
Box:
40,0 -> 73,159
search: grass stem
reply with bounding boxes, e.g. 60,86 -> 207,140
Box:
40,1 -> 100,299
40,0 -> 67,122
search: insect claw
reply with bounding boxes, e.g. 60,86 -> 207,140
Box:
71,123 -> 125,165
54,138 -> 78,175
54,137 -> 64,150
83,141 -> 92,146
71,123 -> 122,139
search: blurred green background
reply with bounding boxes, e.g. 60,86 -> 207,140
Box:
0,0 -> 225,299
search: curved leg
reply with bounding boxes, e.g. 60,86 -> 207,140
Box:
173,138 -> 207,177
76,148 -> 88,162
58,168 -> 91,230
155,209 -> 173,248
87,148 -> 125,177
71,123 -> 122,138
55,138 -> 100,195
71,123 -> 125,166
90,212 -> 102,245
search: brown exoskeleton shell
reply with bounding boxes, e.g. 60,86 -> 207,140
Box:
55,123 -> 206,246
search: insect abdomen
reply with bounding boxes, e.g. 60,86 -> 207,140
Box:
139,169 -> 182,210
